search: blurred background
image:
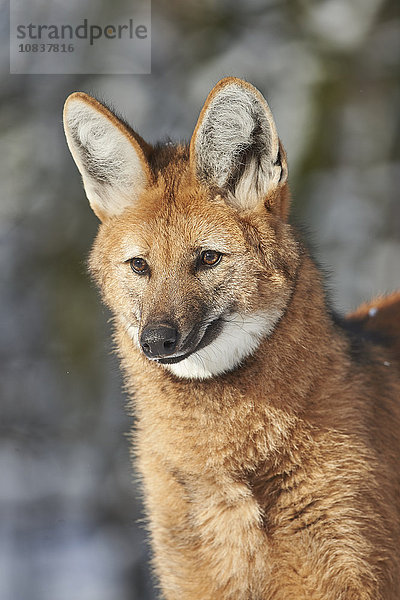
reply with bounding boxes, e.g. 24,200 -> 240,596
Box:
1,0 -> 399,598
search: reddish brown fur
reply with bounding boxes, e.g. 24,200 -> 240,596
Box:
64,79 -> 400,599
346,292 -> 400,368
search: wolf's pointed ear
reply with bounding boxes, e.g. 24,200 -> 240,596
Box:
190,77 -> 288,216
63,93 -> 152,221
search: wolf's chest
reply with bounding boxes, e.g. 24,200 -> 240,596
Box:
179,474 -> 270,597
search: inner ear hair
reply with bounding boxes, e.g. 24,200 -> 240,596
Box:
190,78 -> 287,212
63,92 -> 152,221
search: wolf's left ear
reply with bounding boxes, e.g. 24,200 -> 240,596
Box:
190,77 -> 288,216
63,93 -> 151,221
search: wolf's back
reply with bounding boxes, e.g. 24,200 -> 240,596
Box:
346,291 -> 400,368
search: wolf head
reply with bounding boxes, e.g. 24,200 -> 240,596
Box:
63,78 -> 300,379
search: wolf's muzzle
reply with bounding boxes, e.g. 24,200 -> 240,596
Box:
140,323 -> 179,358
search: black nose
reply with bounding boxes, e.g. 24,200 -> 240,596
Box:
140,323 -> 178,358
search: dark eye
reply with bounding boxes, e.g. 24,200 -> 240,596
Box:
130,257 -> 149,275
200,250 -> 222,267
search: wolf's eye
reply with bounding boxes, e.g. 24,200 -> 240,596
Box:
130,257 -> 149,275
200,250 -> 222,267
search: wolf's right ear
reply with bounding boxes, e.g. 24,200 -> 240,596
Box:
190,77 -> 288,216
63,93 -> 151,221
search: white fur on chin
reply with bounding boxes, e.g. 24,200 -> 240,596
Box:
164,310 -> 281,380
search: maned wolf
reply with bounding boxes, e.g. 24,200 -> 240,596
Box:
63,78 -> 400,599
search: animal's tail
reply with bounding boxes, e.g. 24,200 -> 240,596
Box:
346,291 -> 400,367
